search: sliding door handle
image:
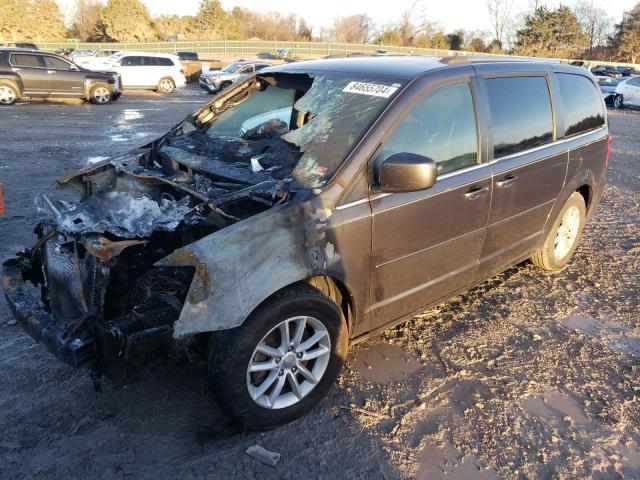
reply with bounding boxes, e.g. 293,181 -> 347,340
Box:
496,175 -> 517,188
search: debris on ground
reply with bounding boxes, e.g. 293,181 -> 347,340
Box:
245,444 -> 281,467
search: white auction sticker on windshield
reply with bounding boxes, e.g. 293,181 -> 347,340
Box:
342,81 -> 398,98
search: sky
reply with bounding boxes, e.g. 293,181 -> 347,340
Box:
56,0 -> 638,34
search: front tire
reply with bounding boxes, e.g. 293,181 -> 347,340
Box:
89,83 -> 113,105
0,82 -> 19,105
157,77 -> 175,93
613,94 -> 623,109
208,285 -> 348,430
531,192 -> 586,271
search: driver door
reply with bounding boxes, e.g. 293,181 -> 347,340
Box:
42,55 -> 84,96
369,80 -> 492,328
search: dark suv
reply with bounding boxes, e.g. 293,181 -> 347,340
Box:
0,48 -> 121,105
3,57 -> 609,429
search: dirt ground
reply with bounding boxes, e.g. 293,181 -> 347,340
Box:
0,89 -> 638,480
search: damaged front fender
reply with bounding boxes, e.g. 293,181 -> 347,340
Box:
157,194 -> 340,338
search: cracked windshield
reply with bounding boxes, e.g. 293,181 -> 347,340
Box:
168,73 -> 407,187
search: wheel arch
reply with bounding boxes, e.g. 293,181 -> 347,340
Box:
0,76 -> 23,96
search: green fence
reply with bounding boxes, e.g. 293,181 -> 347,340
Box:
30,39 -> 639,68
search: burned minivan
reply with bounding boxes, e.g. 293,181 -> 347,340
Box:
3,57 -> 609,429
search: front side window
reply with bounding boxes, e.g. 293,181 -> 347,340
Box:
381,82 -> 478,176
486,76 -> 553,158
11,54 -> 41,68
43,56 -> 71,70
557,73 -> 605,137
122,56 -> 141,67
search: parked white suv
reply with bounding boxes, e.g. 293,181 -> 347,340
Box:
104,52 -> 186,93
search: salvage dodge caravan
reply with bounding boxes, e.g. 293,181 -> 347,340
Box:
3,57 -> 609,429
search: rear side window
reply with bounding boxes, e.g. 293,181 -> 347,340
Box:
486,76 -> 553,158
381,82 -> 478,175
11,54 -> 41,68
557,74 -> 605,137
157,57 -> 174,66
627,77 -> 640,87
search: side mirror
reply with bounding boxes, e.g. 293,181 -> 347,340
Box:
376,152 -> 437,193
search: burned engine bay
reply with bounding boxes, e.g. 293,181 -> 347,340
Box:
11,72 -> 331,379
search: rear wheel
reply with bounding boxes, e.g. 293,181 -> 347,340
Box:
207,285 -> 348,429
0,83 -> 19,105
157,77 -> 175,93
613,94 -> 623,109
89,83 -> 112,105
531,192 -> 586,271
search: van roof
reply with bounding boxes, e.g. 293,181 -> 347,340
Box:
264,55 -> 586,79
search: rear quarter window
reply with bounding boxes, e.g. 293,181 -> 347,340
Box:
157,57 -> 174,66
557,73 -> 605,137
485,76 -> 553,158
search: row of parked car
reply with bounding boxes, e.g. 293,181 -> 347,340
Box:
0,47 -> 191,105
590,64 -> 640,78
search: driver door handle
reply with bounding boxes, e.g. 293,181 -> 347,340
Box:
464,186 -> 489,200
496,175 -> 517,188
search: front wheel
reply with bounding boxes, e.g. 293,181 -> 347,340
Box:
531,191 -> 586,271
0,83 -> 19,105
613,94 -> 623,109
89,83 -> 113,104
157,77 -> 175,93
208,285 -> 348,429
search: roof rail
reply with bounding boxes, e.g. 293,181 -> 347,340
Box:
440,55 -> 550,65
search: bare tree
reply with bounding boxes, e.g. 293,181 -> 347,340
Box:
573,0 -> 613,55
486,0 -> 514,49
330,14 -> 373,43
70,0 -> 103,40
398,0 -> 436,46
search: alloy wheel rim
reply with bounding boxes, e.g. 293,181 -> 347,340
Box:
160,80 -> 173,92
0,86 -> 16,104
93,87 -> 110,104
554,205 -> 580,259
246,316 -> 331,409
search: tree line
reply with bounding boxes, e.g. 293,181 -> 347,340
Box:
0,0 -> 638,63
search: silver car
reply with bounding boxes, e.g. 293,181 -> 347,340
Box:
199,61 -> 272,93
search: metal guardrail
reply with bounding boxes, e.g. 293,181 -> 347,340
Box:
28,40 -> 640,69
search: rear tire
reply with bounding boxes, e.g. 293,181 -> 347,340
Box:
157,77 -> 175,93
207,285 -> 348,430
613,94 -> 623,109
531,192 -> 586,271
89,83 -> 113,105
0,82 -> 19,105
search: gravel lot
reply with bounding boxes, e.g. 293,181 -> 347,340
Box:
0,89 -> 639,480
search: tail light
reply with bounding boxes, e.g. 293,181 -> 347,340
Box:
180,68 -> 185,75
606,134 -> 613,167
0,183 -> 4,216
